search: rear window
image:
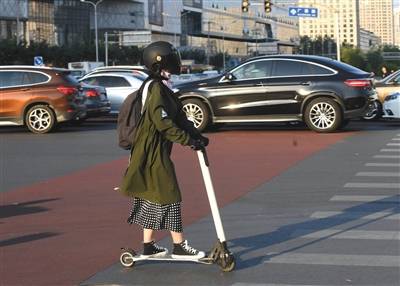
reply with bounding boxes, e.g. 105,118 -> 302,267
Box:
82,76 -> 130,87
323,59 -> 367,75
60,72 -> 80,85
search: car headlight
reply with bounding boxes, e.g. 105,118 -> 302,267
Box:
385,92 -> 400,101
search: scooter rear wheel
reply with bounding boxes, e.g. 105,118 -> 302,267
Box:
120,249 -> 136,267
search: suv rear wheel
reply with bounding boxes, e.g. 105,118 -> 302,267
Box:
25,105 -> 56,134
182,98 -> 210,132
304,97 -> 342,133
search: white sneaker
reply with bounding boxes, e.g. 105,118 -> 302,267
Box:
171,240 -> 206,260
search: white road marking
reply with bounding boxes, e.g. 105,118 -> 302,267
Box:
265,253 -> 400,267
291,229 -> 400,240
330,195 -> 399,203
373,155 -> 400,159
344,182 -> 400,189
392,138 -> 400,140
380,149 -> 400,152
310,211 -> 400,220
365,163 -> 400,167
387,143 -> 400,146
356,172 -> 400,177
232,284 -> 328,286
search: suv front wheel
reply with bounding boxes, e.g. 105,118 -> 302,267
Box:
25,104 -> 56,134
182,98 -> 210,132
304,97 -> 342,133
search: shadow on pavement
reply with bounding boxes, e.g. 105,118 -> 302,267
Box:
0,232 -> 60,247
0,198 -> 60,219
230,195 -> 400,270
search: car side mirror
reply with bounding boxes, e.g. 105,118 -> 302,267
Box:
393,78 -> 399,85
223,73 -> 235,82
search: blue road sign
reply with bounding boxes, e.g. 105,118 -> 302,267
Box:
34,56 -> 44,66
289,7 -> 318,18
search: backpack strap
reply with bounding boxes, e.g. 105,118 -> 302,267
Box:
141,79 -> 154,114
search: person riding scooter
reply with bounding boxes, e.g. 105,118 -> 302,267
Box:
120,41 -> 209,259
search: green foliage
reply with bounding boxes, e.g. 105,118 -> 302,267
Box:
179,49 -> 206,64
209,52 -> 231,70
0,40 -> 142,67
341,46 -> 367,71
366,50 -> 384,75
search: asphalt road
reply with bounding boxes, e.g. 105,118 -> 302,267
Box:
1,119 -> 399,286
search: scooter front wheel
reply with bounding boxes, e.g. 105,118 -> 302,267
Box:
217,253 -> 235,272
120,249 -> 136,267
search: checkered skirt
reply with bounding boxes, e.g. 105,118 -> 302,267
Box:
127,197 -> 183,233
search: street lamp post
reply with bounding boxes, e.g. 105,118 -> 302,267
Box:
81,0 -> 104,62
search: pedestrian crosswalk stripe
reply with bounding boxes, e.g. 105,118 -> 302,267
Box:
373,155 -> 400,158
356,172 -> 400,177
365,163 -> 400,167
393,138 -> 400,140
311,211 -> 400,220
330,195 -> 399,203
380,149 -> 400,152
344,182 -> 400,189
291,229 -> 400,240
265,253 -> 400,267
387,143 -> 400,146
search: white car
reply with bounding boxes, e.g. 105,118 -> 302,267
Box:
80,72 -> 143,114
382,91 -> 400,120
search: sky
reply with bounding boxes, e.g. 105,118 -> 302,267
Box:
395,0 -> 400,8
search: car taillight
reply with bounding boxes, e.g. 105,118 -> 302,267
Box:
57,86 -> 78,95
344,79 -> 372,88
85,89 -> 100,97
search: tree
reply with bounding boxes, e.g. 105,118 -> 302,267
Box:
341,46 -> 367,70
366,49 -> 384,75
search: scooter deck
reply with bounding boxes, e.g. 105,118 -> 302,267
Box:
131,255 -> 213,264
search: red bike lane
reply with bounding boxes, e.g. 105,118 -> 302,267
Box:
0,130 -> 352,285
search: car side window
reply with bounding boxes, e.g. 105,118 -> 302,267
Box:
82,76 -> 103,86
272,60 -> 332,77
301,62 -> 333,75
106,76 -> 131,87
272,60 -> 303,76
24,72 -> 49,85
232,60 -> 272,80
0,71 -> 24,88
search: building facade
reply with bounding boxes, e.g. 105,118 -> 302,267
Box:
359,0 -> 394,45
359,28 -> 381,51
394,7 -> 400,47
0,0 -> 299,59
298,0 -> 361,47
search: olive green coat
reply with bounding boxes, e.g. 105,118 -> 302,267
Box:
120,80 -> 199,205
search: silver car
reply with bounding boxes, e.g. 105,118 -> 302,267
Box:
80,72 -> 143,114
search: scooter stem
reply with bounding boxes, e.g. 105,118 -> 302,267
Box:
197,148 -> 227,242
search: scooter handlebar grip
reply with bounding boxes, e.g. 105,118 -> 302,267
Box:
201,147 -> 210,167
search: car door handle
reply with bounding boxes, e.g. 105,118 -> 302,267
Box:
300,81 -> 311,86
20,88 -> 31,91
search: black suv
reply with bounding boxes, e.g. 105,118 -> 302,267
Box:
175,55 -> 377,132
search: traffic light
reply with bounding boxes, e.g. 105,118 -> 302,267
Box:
264,0 -> 272,13
242,0 -> 250,13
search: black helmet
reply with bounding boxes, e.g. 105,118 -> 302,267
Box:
142,41 -> 181,75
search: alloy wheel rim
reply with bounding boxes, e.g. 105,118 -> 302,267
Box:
309,102 -> 336,129
28,108 -> 51,131
183,103 -> 204,128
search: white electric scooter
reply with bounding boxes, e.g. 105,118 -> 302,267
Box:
120,148 -> 235,272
